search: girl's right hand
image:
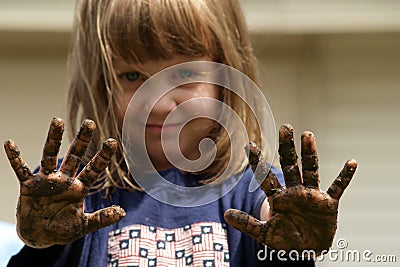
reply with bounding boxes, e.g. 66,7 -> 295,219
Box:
4,118 -> 126,248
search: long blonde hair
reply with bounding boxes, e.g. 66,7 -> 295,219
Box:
67,0 -> 269,191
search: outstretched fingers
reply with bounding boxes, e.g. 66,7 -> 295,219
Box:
4,140 -> 33,182
301,131 -> 320,188
247,142 -> 282,196
59,120 -> 96,177
40,118 -> 65,174
77,139 -> 118,188
278,124 -> 302,187
84,205 -> 126,234
327,159 -> 357,200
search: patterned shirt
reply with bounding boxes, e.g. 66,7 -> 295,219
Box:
77,166 -> 283,267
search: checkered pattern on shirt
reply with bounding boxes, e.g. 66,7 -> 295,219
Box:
108,222 -> 230,267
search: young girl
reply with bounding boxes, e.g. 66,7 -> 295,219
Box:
5,0 -> 357,266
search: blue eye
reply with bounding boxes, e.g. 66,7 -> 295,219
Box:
124,72 -> 140,81
178,69 -> 195,79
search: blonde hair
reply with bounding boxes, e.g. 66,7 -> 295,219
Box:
67,0 -> 268,191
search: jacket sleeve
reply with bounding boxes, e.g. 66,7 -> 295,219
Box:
7,238 -> 84,267
7,245 -> 66,267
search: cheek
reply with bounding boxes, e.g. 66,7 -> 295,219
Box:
115,91 -> 136,127
178,83 -> 219,99
178,84 -> 220,111
188,100 -> 220,119
199,83 -> 219,100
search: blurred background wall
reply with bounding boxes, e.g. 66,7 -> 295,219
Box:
0,1 -> 399,266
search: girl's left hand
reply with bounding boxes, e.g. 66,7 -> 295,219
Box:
224,124 -> 357,256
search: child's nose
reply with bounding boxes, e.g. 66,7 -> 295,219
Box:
150,91 -> 178,115
140,75 -> 179,116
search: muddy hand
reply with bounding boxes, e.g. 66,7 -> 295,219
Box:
224,124 -> 357,255
4,118 -> 126,248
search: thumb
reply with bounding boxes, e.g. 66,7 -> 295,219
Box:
84,205 -> 126,234
224,209 -> 268,245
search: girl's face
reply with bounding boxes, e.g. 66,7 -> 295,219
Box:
114,55 -> 219,170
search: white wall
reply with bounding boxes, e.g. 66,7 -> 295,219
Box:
254,33 -> 400,266
0,32 -> 69,225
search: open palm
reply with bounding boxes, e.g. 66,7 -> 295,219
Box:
225,124 -> 357,255
4,118 -> 126,248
